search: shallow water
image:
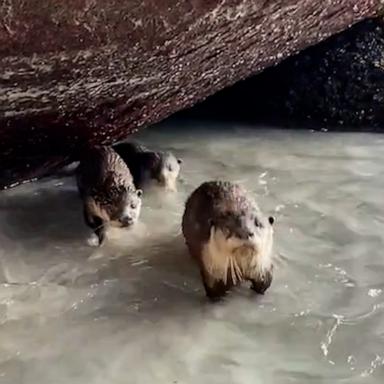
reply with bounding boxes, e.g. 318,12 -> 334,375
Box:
1,123 -> 384,384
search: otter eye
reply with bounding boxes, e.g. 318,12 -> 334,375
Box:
254,218 -> 263,228
167,165 -> 173,172
131,203 -> 137,209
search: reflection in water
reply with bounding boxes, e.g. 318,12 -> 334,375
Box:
1,123 -> 384,383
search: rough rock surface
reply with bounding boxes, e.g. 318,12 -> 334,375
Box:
0,0 -> 381,188
179,18 -> 384,130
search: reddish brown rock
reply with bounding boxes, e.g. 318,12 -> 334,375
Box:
0,0 -> 381,188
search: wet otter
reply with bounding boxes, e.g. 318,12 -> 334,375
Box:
182,181 -> 275,300
113,142 -> 182,191
76,146 -> 142,246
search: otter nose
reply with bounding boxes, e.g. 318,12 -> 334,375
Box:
120,216 -> 134,227
239,230 -> 254,240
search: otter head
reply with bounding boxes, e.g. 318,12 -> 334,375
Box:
148,152 -> 182,191
209,210 -> 274,256
114,188 -> 143,228
94,183 -> 143,228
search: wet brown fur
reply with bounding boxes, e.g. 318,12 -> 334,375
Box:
76,146 -> 141,245
113,141 -> 181,190
182,181 -> 274,300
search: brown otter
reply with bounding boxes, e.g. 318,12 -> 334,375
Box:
113,142 -> 182,191
182,181 -> 275,300
76,146 -> 142,246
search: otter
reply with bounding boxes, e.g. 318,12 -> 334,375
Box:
113,142 -> 182,191
76,146 -> 142,246
182,181 -> 275,300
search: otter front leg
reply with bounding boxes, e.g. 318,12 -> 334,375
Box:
200,268 -> 231,301
83,207 -> 106,247
250,267 -> 273,295
93,225 -> 107,247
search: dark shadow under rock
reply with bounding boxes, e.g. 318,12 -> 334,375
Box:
176,18 -> 384,131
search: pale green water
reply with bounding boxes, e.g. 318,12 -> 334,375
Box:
1,123 -> 384,383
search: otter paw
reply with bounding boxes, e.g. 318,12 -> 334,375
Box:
87,234 -> 102,247
250,271 -> 273,295
203,280 -> 229,301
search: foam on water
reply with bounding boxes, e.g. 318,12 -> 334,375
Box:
1,123 -> 384,383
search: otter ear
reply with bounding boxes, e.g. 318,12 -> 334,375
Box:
136,189 -> 143,198
177,158 -> 183,164
268,216 -> 275,226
